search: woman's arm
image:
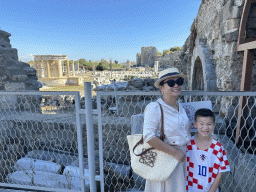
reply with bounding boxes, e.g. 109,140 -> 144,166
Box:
147,137 -> 186,163
209,172 -> 222,192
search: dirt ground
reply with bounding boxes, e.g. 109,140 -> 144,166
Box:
39,71 -> 96,96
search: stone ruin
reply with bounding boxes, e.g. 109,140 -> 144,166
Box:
136,46 -> 157,67
0,30 -> 42,91
136,0 -> 256,92
33,55 -> 82,86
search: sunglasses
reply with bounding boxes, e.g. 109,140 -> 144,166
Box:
160,77 -> 184,87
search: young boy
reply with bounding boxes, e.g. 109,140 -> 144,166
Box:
186,108 -> 230,192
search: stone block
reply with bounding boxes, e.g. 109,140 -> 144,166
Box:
26,150 -> 78,166
70,158 -> 89,169
6,170 -> 89,191
106,162 -> 130,181
225,19 -> 240,32
0,95 -> 18,110
247,18 -> 256,28
205,68 -> 217,81
63,166 -> 89,178
0,189 -> 35,192
234,0 -> 244,6
224,30 -> 239,42
0,48 -> 18,61
222,3 -> 232,21
231,6 -> 243,19
4,82 -> 25,91
11,75 -> 28,82
14,158 -> 62,174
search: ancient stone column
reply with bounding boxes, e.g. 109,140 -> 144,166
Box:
72,60 -> 75,76
66,60 -> 70,77
154,61 -> 159,73
38,60 -> 42,78
93,64 -> 96,75
57,60 -> 62,78
47,60 -> 51,78
34,60 -> 38,77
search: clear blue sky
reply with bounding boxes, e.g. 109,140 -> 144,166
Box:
0,0 -> 201,63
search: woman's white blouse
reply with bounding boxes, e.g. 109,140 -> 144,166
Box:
143,98 -> 191,146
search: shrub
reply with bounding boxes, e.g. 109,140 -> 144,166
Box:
157,52 -> 163,56
163,49 -> 170,56
169,46 -> 182,53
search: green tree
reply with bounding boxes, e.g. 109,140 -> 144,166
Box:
163,49 -> 170,56
96,60 -> 109,71
169,46 -> 182,53
157,52 -> 163,56
114,60 -> 118,64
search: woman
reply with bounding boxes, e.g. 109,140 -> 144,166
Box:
143,68 -> 191,192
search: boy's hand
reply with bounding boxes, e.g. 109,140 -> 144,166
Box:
174,150 -> 186,163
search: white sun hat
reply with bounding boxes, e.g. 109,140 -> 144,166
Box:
154,68 -> 186,88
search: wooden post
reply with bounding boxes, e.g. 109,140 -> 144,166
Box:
236,49 -> 254,143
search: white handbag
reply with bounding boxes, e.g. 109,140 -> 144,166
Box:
127,102 -> 179,182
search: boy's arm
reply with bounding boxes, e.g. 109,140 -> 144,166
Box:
209,172 -> 222,192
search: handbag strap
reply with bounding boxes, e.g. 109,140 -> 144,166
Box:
133,102 -> 165,156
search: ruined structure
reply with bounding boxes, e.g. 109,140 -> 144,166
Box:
0,30 -> 42,91
136,46 -> 158,67
137,0 -> 256,92
33,55 -> 82,86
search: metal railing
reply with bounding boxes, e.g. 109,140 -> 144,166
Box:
0,91 -> 87,192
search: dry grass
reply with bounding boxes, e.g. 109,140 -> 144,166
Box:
39,71 -> 96,96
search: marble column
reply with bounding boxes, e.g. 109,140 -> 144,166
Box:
66,60 -> 70,77
72,60 -> 75,76
38,60 -> 42,78
47,61 -> 51,78
154,61 -> 159,73
57,60 -> 62,78
34,60 -> 38,77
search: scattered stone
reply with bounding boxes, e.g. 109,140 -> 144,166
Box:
14,158 -> 62,174
25,150 -> 78,166
63,166 -> 89,178
6,170 -> 89,191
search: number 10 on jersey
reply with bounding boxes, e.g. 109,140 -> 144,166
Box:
198,165 -> 207,177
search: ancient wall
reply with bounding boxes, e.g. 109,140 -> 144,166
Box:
139,46 -> 158,67
0,30 -> 42,91
150,0 -> 256,92
136,53 -> 141,66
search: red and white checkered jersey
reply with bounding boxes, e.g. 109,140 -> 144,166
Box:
186,136 -> 230,192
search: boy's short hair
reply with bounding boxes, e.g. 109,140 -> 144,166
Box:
194,108 -> 215,122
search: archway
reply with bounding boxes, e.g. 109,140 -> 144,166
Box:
190,38 -> 217,91
192,57 -> 204,90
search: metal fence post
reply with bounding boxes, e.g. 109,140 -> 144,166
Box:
75,92 -> 86,192
84,82 -> 96,192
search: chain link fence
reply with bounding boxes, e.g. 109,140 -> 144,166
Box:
0,91 -> 88,192
0,90 -> 256,192
96,91 -> 256,192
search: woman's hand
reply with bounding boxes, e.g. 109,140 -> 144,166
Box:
174,149 -> 186,163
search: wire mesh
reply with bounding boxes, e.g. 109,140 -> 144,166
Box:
0,92 -> 86,192
96,91 -> 256,192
